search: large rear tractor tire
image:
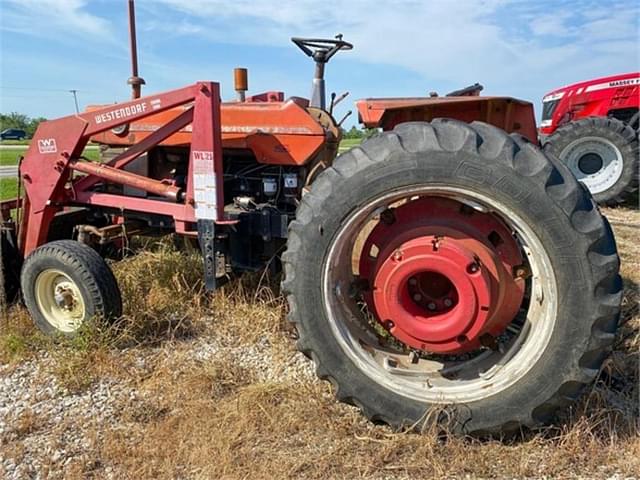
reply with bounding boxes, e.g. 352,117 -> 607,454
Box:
21,240 -> 122,336
543,117 -> 639,206
282,120 -> 622,435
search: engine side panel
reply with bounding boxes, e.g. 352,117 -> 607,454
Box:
90,99 -> 326,166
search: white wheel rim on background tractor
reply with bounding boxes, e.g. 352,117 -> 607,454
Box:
560,136 -> 624,194
322,186 -> 558,403
35,269 -> 86,332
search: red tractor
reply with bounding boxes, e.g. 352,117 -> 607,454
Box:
0,4 -> 622,436
540,72 -> 639,205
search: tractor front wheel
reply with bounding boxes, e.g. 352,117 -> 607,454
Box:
21,240 -> 122,336
282,120 -> 621,435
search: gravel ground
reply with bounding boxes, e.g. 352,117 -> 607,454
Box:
0,355 -> 136,479
0,334 -> 316,480
1,206 -> 637,479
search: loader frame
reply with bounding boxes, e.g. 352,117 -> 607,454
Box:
2,82 -> 224,257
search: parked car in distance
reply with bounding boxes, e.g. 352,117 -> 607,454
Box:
0,128 -> 28,140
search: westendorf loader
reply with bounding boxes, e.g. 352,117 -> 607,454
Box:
0,3 -> 622,436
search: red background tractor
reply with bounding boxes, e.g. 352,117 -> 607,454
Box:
540,72 -> 639,205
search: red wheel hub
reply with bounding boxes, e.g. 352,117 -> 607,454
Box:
358,197 -> 525,354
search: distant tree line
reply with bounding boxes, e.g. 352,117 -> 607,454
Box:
0,112 -> 47,137
341,126 -> 379,139
1,112 -> 379,141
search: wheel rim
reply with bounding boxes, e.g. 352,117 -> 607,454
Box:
358,197 -> 525,354
35,269 -> 86,333
322,187 -> 558,403
560,136 -> 624,194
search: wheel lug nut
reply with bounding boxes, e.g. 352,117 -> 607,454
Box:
467,262 -> 480,274
413,293 -> 422,302
383,319 -> 395,330
393,250 -> 403,261
409,277 -> 417,286
443,298 -> 453,307
427,302 -> 436,311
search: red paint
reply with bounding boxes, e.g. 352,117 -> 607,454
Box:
73,107 -> 194,193
88,98 -> 326,166
190,82 -> 224,220
540,72 -> 639,136
11,82 -> 222,255
74,191 -> 196,223
359,197 -> 525,354
356,96 -> 538,143
69,159 -> 181,200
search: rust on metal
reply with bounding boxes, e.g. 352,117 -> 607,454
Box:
234,68 -> 248,101
356,96 -> 538,143
69,159 -> 182,201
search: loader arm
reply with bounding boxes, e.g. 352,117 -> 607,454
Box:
12,82 -> 223,255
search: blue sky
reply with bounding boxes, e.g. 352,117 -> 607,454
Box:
1,0 -> 638,127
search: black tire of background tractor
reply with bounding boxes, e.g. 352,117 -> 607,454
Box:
282,119 -> 622,436
543,117 -> 639,206
21,240 -> 122,336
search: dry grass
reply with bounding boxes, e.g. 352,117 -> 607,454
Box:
1,209 -> 639,479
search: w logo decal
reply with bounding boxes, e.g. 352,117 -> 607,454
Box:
37,138 -> 57,154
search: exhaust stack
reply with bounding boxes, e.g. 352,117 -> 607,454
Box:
127,0 -> 145,99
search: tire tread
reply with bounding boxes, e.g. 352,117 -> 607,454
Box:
282,120 -> 622,435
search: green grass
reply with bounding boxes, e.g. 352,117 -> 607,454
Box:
0,147 -> 100,166
80,148 -> 100,162
0,149 -> 24,166
338,138 -> 362,151
1,178 -> 18,201
0,139 -> 30,146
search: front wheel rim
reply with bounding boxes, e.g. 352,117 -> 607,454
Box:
321,186 -> 558,404
560,136 -> 624,194
34,269 -> 86,332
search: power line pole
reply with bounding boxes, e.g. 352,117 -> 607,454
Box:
69,89 -> 80,113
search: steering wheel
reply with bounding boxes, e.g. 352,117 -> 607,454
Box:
291,35 -> 353,63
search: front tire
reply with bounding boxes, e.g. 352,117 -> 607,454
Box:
21,240 -> 122,336
544,117 -> 639,206
282,120 -> 622,435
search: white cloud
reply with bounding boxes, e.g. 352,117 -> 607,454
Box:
1,0 -> 637,120
529,12 -> 575,37
0,0 -> 112,40
142,0 -> 639,100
